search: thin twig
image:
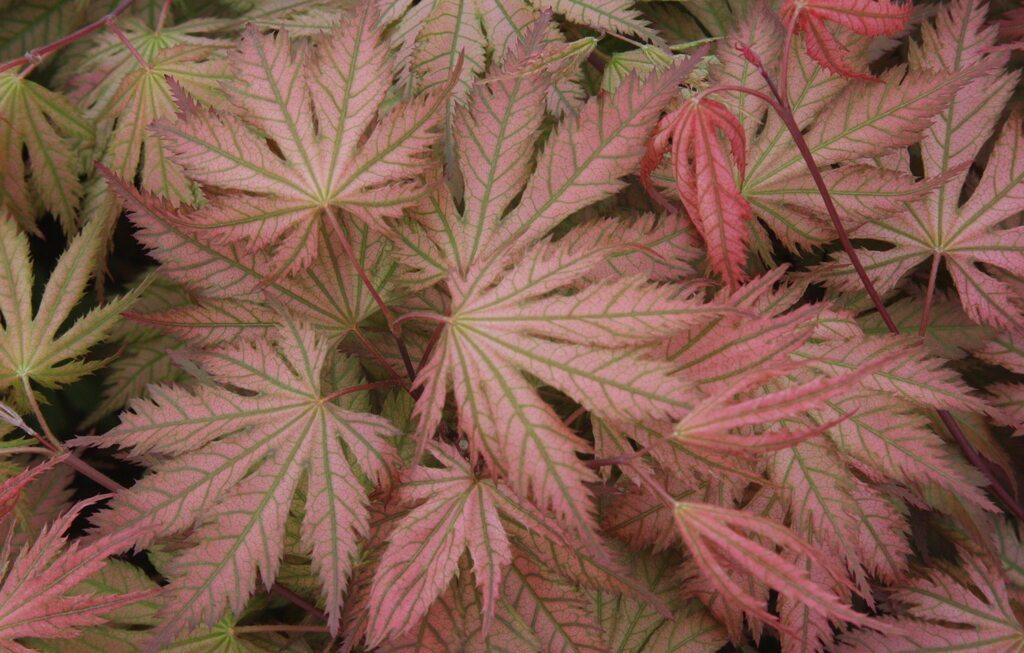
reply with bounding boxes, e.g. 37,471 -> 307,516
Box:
0,0 -> 136,74
23,377 -> 329,622
778,8 -> 800,105
20,377 -> 128,491
351,328 -> 408,389
156,0 -> 173,32
735,43 -> 1024,522
328,212 -> 417,382
19,378 -> 61,450
106,19 -> 148,69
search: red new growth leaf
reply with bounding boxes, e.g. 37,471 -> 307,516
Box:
781,0 -> 913,79
642,97 -> 753,288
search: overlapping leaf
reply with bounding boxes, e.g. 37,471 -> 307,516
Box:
780,0 -> 911,79
838,552 -> 1024,651
815,0 -> 1024,330
379,0 -> 654,104
404,29 -> 712,546
0,217 -> 144,401
0,497 -> 154,651
0,73 -> 92,234
157,5 -> 449,276
649,4 -> 975,284
82,321 -> 398,641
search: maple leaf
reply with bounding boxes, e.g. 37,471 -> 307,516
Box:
0,217 -> 146,403
814,0 -> 1024,330
25,558 -> 314,652
366,443 -> 672,647
103,169 -> 396,343
0,496 -> 155,652
80,321 -> 399,640
366,444 -> 512,645
641,96 -> 753,288
838,551 -> 1024,651
592,551 -> 728,653
380,558 -> 543,653
648,7 -> 970,286
0,456 -> 60,524
780,0 -> 912,80
674,501 -> 873,635
83,276 -> 190,426
0,72 -> 93,234
404,30 -> 710,544
156,5 -> 452,276
379,0 -> 655,103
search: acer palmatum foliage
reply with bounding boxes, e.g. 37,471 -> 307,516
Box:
0,0 -> 1020,651
779,0 -> 912,80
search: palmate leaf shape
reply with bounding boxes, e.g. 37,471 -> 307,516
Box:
80,321 -> 399,640
103,169 -> 397,343
366,444 -> 513,645
58,17 -> 232,245
366,443 -> 675,648
779,0 -> 912,80
84,47 -> 229,241
156,4 -> 450,276
0,217 -> 145,401
838,551 -> 1024,651
816,0 -> 1024,330
0,72 -> 93,235
641,96 -> 753,289
26,559 -> 313,653
381,535 -> 623,653
0,496 -> 155,652
404,27 -> 712,544
61,16 -> 231,114
642,270 -> 993,642
592,551 -> 728,653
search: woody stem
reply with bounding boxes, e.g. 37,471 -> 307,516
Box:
742,50 -> 1024,522
0,0 -> 137,73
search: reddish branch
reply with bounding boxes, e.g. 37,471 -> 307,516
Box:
733,43 -> 1024,522
0,0 -> 137,74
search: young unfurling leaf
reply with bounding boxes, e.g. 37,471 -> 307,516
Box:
780,0 -> 912,79
4,1 -> 1023,651
642,96 -> 752,288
